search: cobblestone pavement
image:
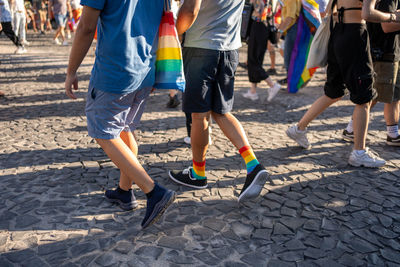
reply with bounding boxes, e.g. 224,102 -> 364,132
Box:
1,32 -> 400,267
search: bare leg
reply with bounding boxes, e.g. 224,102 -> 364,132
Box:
59,26 -> 65,42
249,82 -> 257,94
211,112 -> 249,150
384,101 -> 399,126
169,89 -> 177,98
352,102 -> 371,150
119,131 -> 138,190
298,95 -> 342,130
191,112 -> 211,162
96,138 -> 154,193
54,27 -> 61,40
265,77 -> 275,88
268,42 -> 276,69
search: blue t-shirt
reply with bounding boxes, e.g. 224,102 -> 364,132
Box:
81,0 -> 164,93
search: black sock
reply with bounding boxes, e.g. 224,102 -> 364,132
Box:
146,188 -> 155,199
117,186 -> 129,193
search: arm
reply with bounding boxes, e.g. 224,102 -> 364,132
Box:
277,17 -> 294,32
362,0 -> 400,23
175,0 -> 202,35
67,1 -> 72,19
382,21 -> 400,32
65,5 -> 99,99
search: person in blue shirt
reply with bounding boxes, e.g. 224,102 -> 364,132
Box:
64,0 -> 176,229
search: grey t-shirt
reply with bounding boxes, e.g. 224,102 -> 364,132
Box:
184,0 -> 244,51
50,0 -> 67,15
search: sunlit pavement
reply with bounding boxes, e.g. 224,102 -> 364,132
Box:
1,32 -> 399,266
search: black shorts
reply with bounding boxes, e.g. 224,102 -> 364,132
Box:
182,47 -> 239,114
324,23 -> 377,104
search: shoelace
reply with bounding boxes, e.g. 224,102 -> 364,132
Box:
182,167 -> 191,175
364,148 -> 381,160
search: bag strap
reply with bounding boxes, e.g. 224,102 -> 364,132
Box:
164,0 -> 171,12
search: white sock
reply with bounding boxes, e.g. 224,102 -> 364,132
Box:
346,119 -> 353,133
387,124 -> 399,138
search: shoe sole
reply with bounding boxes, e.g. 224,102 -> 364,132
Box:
386,141 -> 400,146
168,171 -> 208,189
242,95 -> 259,101
286,129 -> 311,149
238,170 -> 269,203
105,196 -> 138,211
342,134 -> 354,142
142,191 -> 176,229
348,159 -> 385,168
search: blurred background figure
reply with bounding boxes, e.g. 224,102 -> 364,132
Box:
48,0 -> 71,45
0,0 -> 26,53
11,0 -> 29,45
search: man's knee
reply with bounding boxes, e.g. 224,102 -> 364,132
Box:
192,112 -> 211,122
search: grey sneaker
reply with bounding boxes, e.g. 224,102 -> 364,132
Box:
286,125 -> 311,149
348,148 -> 385,168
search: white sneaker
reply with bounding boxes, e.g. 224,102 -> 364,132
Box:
15,46 -> 27,54
348,148 -> 386,168
62,41 -> 68,46
242,90 -> 259,101
21,40 -> 30,46
54,38 -> 61,45
67,33 -> 71,39
184,136 -> 191,144
267,82 -> 281,102
286,124 -> 311,149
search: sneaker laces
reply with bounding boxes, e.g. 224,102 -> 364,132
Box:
182,167 -> 191,175
364,148 -> 381,160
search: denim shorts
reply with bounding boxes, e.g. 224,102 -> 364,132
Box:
182,47 -> 239,114
85,85 -> 151,139
54,14 -> 66,27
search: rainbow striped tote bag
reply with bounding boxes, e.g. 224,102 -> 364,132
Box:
153,0 -> 185,92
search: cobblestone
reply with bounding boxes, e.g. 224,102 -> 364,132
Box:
1,32 -> 400,266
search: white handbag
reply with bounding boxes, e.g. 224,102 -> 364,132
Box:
306,15 -> 331,68
306,0 -> 335,69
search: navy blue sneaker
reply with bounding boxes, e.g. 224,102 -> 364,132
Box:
238,164 -> 269,203
105,187 -> 138,211
141,183 -> 176,229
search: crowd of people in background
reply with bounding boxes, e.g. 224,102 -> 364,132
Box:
0,0 -> 82,53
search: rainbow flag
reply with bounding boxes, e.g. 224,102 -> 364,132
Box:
154,11 -> 185,91
287,0 -> 321,93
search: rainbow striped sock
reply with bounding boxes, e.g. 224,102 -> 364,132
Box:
239,145 -> 259,174
191,160 -> 206,180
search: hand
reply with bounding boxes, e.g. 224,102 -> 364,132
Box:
277,32 -> 282,41
394,11 -> 400,22
65,72 -> 79,99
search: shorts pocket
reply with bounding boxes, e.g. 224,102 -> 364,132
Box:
357,73 -> 374,91
90,86 -> 96,100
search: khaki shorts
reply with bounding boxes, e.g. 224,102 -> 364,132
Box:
39,10 -> 47,21
374,61 -> 400,103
